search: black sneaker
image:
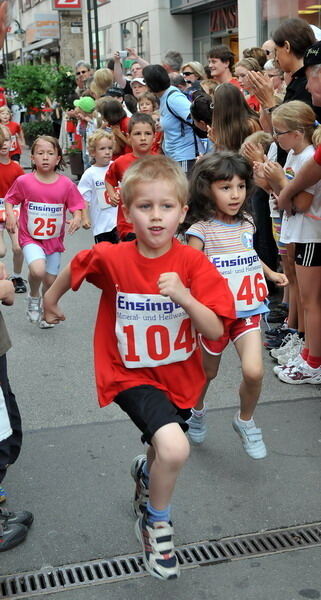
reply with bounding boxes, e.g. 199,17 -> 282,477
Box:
0,519 -> 28,552
10,276 -> 27,294
0,508 -> 34,528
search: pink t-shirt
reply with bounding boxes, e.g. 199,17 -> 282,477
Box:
5,173 -> 84,254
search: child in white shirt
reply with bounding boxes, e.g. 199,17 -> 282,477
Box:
78,130 -> 118,244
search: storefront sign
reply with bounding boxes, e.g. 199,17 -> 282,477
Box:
210,5 -> 238,32
52,0 -> 81,10
26,13 -> 59,43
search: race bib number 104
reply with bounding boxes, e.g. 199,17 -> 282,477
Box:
27,202 -> 64,240
116,292 -> 197,368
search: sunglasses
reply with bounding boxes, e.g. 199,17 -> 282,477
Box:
76,70 -> 88,75
182,71 -> 194,76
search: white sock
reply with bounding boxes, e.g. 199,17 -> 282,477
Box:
192,405 -> 206,417
12,272 -> 21,278
237,412 -> 255,427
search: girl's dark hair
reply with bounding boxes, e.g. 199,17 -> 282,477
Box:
128,112 -> 156,133
143,64 -> 170,93
272,18 -> 316,58
96,99 -> 126,124
190,92 -> 213,125
30,135 -> 65,171
186,151 -> 252,228
213,83 -> 260,152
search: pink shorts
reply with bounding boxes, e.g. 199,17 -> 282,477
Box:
200,314 -> 261,355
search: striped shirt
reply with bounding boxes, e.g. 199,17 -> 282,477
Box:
186,217 -> 255,257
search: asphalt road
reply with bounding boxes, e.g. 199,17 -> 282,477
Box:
0,155 -> 320,600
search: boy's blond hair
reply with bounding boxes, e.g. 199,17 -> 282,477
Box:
88,129 -> 114,155
242,130 -> 273,154
0,127 -> 5,147
0,106 -> 11,118
121,156 -> 188,208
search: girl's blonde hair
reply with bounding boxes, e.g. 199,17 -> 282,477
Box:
87,129 -> 114,155
235,57 -> 262,73
0,106 -> 11,118
272,100 -> 321,147
181,61 -> 206,80
90,68 -> 114,99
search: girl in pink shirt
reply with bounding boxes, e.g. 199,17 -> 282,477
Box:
5,136 -> 84,328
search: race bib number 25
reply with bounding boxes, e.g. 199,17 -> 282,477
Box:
27,202 -> 64,240
116,292 -> 197,368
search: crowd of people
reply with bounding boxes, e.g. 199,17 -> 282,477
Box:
0,11 -> 321,582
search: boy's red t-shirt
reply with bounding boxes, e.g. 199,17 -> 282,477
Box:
105,151 -> 156,240
0,161 -> 25,196
6,121 -> 22,157
112,116 -> 132,160
70,239 -> 235,409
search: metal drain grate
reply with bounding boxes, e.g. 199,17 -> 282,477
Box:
1,521 -> 321,598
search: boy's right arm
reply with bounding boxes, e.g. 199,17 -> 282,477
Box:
43,264 -> 72,324
105,181 -> 120,206
4,202 -> 17,233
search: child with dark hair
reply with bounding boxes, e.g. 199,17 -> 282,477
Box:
185,152 -> 287,452
96,98 -> 131,159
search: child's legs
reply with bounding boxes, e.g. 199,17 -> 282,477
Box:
0,228 -> 6,258
42,252 -> 61,294
234,329 -> 264,420
0,355 -> 22,483
8,230 -> 23,274
115,384 -> 190,511
296,263 -> 321,357
193,349 -> 221,411
23,244 -> 46,296
149,423 -> 189,510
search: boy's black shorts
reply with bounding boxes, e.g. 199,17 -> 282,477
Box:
114,385 -> 191,444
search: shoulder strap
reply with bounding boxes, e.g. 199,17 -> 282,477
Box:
165,90 -> 199,157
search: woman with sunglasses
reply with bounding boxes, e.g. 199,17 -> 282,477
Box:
181,62 -> 206,99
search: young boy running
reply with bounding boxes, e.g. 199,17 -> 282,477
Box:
43,156 -> 235,581
105,112 -> 156,241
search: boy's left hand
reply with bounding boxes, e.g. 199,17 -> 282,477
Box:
269,271 -> 288,287
67,213 -> 82,234
158,272 -> 190,305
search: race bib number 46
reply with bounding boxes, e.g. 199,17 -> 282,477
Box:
116,292 -> 197,368
27,202 -> 64,240
211,250 -> 268,313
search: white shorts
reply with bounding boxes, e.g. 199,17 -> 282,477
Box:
23,243 -> 61,276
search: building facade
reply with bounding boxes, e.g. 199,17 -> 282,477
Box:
2,0 -> 321,75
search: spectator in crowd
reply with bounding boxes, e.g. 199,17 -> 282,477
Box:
235,57 -> 262,111
143,64 -> 201,173
169,73 -> 189,93
207,45 -> 241,87
262,39 -> 276,60
243,46 -> 267,69
130,78 -> 148,99
162,50 -> 183,74
75,61 -> 92,95
113,49 -> 149,96
211,82 -> 261,152
263,59 -> 286,102
90,68 -> 114,99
